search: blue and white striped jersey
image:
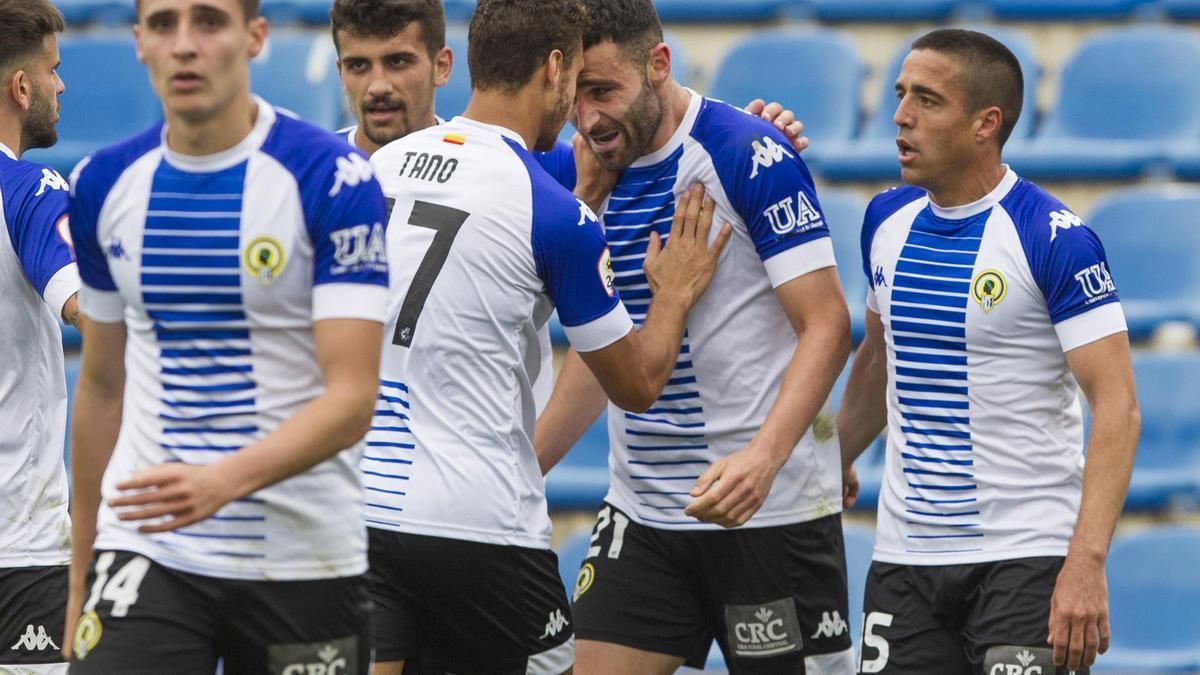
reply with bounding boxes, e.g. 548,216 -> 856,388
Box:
69,100 -> 390,580
600,91 -> 841,530
862,168 -> 1126,566
0,143 -> 79,567
366,117 -> 633,549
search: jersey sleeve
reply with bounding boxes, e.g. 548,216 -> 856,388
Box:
532,140 -> 577,191
698,106 -> 834,288
3,162 -> 79,317
68,156 -> 126,323
307,150 -> 391,323
531,194 -> 633,353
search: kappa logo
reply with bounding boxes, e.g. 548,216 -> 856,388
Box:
577,200 -> 598,227
748,136 -> 794,179
105,237 -> 129,261
330,222 -> 386,268
1074,262 -> 1116,300
328,153 -> 374,197
810,611 -> 848,639
11,624 -> 59,652
762,192 -> 823,235
539,609 -> 570,639
36,167 -> 69,196
1048,209 -> 1084,242
874,265 -> 888,288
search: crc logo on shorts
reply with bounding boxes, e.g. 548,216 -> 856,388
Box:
573,562 -> 596,601
762,192 -> 823,235
244,236 -> 287,284
971,269 -> 1007,313
724,598 -> 802,658
10,624 -> 59,652
748,136 -> 794,179
984,645 -> 1054,675
268,635 -> 357,675
72,611 -> 103,660
598,247 -> 615,297
1074,262 -> 1116,301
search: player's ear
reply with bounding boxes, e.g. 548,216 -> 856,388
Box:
647,42 -> 670,87
132,23 -> 146,64
8,69 -> 31,114
545,48 -> 565,92
433,46 -> 452,88
974,105 -> 1002,144
246,16 -> 268,60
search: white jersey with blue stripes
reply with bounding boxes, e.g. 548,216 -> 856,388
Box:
367,117 -> 633,549
69,100 -> 390,580
0,143 -> 79,567
862,167 -> 1126,566
600,90 -> 841,530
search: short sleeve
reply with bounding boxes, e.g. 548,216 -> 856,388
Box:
533,141 -> 577,191
68,156 -> 126,323
3,163 -> 78,315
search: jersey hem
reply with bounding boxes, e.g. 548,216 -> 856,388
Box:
871,544 -> 1070,567
78,286 -> 125,323
364,520 -> 551,550
1055,301 -> 1127,352
0,553 -> 70,568
313,283 -> 388,322
763,237 -> 836,289
564,303 -> 634,353
606,491 -> 842,531
42,263 -> 81,319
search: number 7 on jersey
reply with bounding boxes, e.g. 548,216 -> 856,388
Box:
386,199 -> 470,347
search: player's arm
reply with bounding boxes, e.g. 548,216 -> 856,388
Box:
535,347 -> 606,474
1049,332 -> 1138,671
835,307 -> 889,509
685,267 -> 850,527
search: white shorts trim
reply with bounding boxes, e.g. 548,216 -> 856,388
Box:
526,635 -> 574,675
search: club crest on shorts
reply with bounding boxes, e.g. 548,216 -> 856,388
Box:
268,634 -> 357,675
573,562 -> 595,602
244,236 -> 287,284
73,610 -> 103,660
971,269 -> 1007,313
724,598 -> 802,658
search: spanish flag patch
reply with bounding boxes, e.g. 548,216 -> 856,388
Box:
443,133 -> 466,145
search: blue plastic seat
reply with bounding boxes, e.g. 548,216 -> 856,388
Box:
259,0 -> 334,24
808,0 -> 959,22
56,0 -> 136,25
251,32 -> 343,130
1095,525 -> 1200,671
1007,26 -> 1200,180
709,28 -> 863,166
545,411 -> 611,511
24,34 -> 160,174
654,0 -> 784,22
986,0 -> 1154,19
65,356 -> 82,470
1164,0 -> 1200,18
1085,185 -> 1200,339
819,25 -> 1039,182
437,30 -> 472,122
819,188 -> 869,342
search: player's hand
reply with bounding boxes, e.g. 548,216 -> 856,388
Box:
744,99 -> 809,154
1047,552 -> 1111,670
572,132 -> 619,213
644,183 -> 732,308
109,463 -> 240,533
684,442 -> 787,527
842,464 -> 859,510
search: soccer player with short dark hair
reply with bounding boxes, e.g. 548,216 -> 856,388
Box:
63,0 -> 390,672
0,0 -> 78,670
534,1 -> 855,672
838,28 -> 1139,674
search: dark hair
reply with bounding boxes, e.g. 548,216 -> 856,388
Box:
0,0 -> 64,75
330,0 -> 445,57
581,0 -> 662,62
135,0 -> 260,21
911,28 -> 1024,147
468,0 -> 588,93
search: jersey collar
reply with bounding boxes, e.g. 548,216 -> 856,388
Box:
629,87 -> 702,169
0,142 -> 15,160
449,115 -> 528,149
160,95 -> 277,173
927,165 -> 1018,220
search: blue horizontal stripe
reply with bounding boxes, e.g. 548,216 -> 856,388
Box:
895,366 -> 968,381
901,426 -> 971,439
906,228 -> 983,246
161,347 -> 251,358
628,444 -> 708,451
638,503 -> 687,511
204,551 -> 265,559
906,441 -> 974,452
643,406 -> 703,416
363,455 -> 413,465
623,414 -> 705,428
902,412 -> 969,424
367,441 -> 415,449
667,375 -> 697,386
162,381 -> 255,393
891,320 -> 965,339
161,398 -> 255,409
161,364 -> 252,376
626,429 -> 704,439
379,380 -> 408,392
161,443 -> 242,452
633,490 -> 691,496
907,483 -> 977,491
171,531 -> 265,541
905,496 -> 976,504
379,394 -> 410,409
607,228 -> 655,244
163,425 -> 258,434
892,274 -> 970,295
899,245 -> 979,266
895,259 -> 974,280
142,273 -> 240,287
148,196 -> 242,211
904,521 -> 980,528
363,470 -> 409,480
370,426 -> 410,433
619,288 -> 652,301
372,409 -> 409,419
143,254 -> 239,268
144,292 -> 242,305
159,411 -> 254,423
365,486 -> 407,496
901,452 -> 973,466
903,468 -> 974,478
627,459 -> 709,466
208,515 -> 266,522
893,335 -> 967,352
143,216 -> 240,231
910,215 -> 986,238
896,382 -> 968,396
366,518 -> 402,528
143,235 -> 241,249
898,396 -> 969,410
895,351 -> 968,366
155,329 -> 250,342
627,474 -> 702,481
907,533 -> 984,539
366,502 -> 405,512
890,304 -> 966,324
150,309 -> 245,323
890,289 -> 969,309
906,508 -> 980,517
657,391 -> 700,402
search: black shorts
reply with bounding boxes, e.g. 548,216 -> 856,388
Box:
571,503 -> 854,673
860,556 -> 1086,674
366,528 -> 574,674
68,549 -> 372,675
1,565 -> 68,666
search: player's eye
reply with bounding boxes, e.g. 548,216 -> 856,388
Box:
146,15 -> 174,31
346,60 -> 369,73
386,55 -> 411,68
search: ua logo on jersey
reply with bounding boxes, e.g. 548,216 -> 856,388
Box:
10,624 -> 59,651
539,609 -> 570,639
35,167 -> 68,196
328,153 -> 374,197
810,611 -> 848,639
1048,209 -> 1084,242
331,222 -> 386,269
748,136 -> 794,179
1074,262 -> 1116,300
762,192 -> 823,235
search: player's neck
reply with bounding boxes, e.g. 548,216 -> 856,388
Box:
461,88 -> 543,151
641,79 -> 690,158
926,161 -> 1007,209
0,121 -> 20,159
164,92 -> 258,157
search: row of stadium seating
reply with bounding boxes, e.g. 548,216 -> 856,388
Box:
29,24 -> 1200,183
50,0 -> 1200,24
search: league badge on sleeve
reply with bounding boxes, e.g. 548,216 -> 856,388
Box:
598,247 -> 615,297
971,269 -> 1007,313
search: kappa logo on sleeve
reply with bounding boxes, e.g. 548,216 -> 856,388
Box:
36,167 -> 68,196
1048,209 -> 1084,242
328,153 -> 375,197
748,136 -> 794,180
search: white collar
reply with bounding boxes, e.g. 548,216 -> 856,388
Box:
927,166 -> 1018,220
0,142 -> 16,160
629,87 -> 702,169
160,95 -> 276,172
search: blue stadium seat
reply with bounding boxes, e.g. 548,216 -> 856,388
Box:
1085,185 -> 1200,338
438,30 -> 472,121
819,25 -> 1039,181
443,0 -> 477,22
1006,26 -> 1200,180
1164,0 -> 1200,18
828,356 -> 885,511
843,523 -> 875,648
56,0 -> 136,26
259,0 -> 333,24
24,34 -> 160,175
654,0 -> 784,22
545,411 -> 611,510
1096,525 -> 1200,671
808,0 -> 959,22
819,188 -> 869,341
986,0 -> 1155,19
61,323 -> 82,350
709,28 -> 863,166
251,32 -> 344,130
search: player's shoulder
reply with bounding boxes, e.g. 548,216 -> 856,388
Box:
499,136 -> 590,234
260,108 -> 372,197
0,152 -> 68,200
865,184 -> 926,229
71,123 -> 164,197
690,96 -> 794,164
996,175 -> 1089,249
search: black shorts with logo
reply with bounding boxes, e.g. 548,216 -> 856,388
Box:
571,503 -> 853,673
366,528 -> 574,674
1,565 -> 68,666
859,556 -> 1086,674
68,549 -> 372,675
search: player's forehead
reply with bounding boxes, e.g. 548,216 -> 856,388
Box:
897,48 -> 963,96
579,40 -> 640,88
138,0 -> 245,22
337,24 -> 429,61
